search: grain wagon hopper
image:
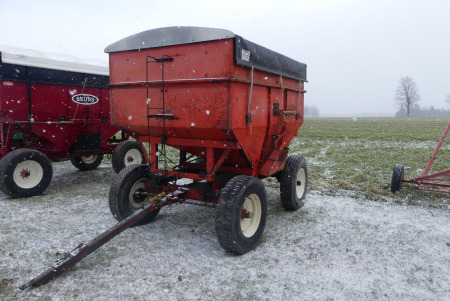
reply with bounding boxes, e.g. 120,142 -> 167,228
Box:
106,26 -> 308,253
0,46 -> 143,198
20,26 -> 308,289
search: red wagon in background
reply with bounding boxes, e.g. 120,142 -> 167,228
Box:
0,46 -> 144,198
106,27 -> 308,254
391,121 -> 450,194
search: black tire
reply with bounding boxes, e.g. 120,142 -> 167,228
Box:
391,164 -> 405,193
215,175 -> 267,255
280,156 -> 308,211
111,140 -> 146,173
70,154 -> 103,171
0,149 -> 53,198
109,164 -> 160,226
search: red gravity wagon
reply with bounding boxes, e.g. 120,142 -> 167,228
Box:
106,27 -> 308,254
0,46 -> 144,198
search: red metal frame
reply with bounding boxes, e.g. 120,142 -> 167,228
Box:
403,121 -> 450,193
0,79 -> 125,161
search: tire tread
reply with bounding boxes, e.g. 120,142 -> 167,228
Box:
280,155 -> 308,211
215,175 -> 267,255
0,148 -> 53,198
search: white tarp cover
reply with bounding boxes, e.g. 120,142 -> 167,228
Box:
0,45 -> 108,76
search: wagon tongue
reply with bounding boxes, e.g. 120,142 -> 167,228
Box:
19,189 -> 188,290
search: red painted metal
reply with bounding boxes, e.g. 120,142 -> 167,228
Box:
0,75 -> 121,160
403,121 -> 450,193
109,38 -> 305,185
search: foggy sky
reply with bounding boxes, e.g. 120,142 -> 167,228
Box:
1,0 -> 449,117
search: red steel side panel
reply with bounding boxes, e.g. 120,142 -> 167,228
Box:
109,39 -> 234,84
109,39 -> 235,141
110,82 -> 234,141
109,38 -> 304,176
0,80 -> 28,121
1,79 -> 118,157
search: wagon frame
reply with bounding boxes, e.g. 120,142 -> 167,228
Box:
391,121 -> 450,194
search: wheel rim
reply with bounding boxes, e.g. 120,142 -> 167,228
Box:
296,168 -> 306,199
125,149 -> 142,166
240,193 -> 262,238
81,155 -> 98,164
13,160 -> 43,189
129,178 -> 150,210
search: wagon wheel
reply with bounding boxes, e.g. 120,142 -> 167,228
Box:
391,164 -> 405,193
109,164 -> 160,226
280,155 -> 308,211
111,140 -> 146,173
215,175 -> 267,255
70,154 -> 104,171
0,149 -> 53,198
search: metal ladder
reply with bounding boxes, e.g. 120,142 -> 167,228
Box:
145,55 -> 174,172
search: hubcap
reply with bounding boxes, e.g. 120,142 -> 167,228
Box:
125,149 -> 142,166
129,178 -> 151,210
81,155 -> 98,164
296,168 -> 306,198
13,160 -> 43,189
240,193 -> 262,238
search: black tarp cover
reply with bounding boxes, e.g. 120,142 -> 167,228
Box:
105,26 -> 307,81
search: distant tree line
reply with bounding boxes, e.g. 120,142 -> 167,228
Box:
395,105 -> 450,117
304,105 -> 320,117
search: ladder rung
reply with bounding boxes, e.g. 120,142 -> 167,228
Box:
147,114 -> 176,120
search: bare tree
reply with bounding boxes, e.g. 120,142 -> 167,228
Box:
394,76 -> 420,117
445,94 -> 450,107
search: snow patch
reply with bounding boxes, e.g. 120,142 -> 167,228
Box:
1,162 -> 448,300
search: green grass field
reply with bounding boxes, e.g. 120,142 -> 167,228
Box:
117,118 -> 448,205
290,118 -> 449,205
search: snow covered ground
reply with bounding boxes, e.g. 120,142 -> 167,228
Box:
1,161 -> 449,300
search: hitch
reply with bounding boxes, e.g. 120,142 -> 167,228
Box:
20,189 -> 187,290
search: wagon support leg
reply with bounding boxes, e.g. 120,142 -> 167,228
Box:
150,141 -> 158,169
207,148 -> 230,176
0,118 -> 15,154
